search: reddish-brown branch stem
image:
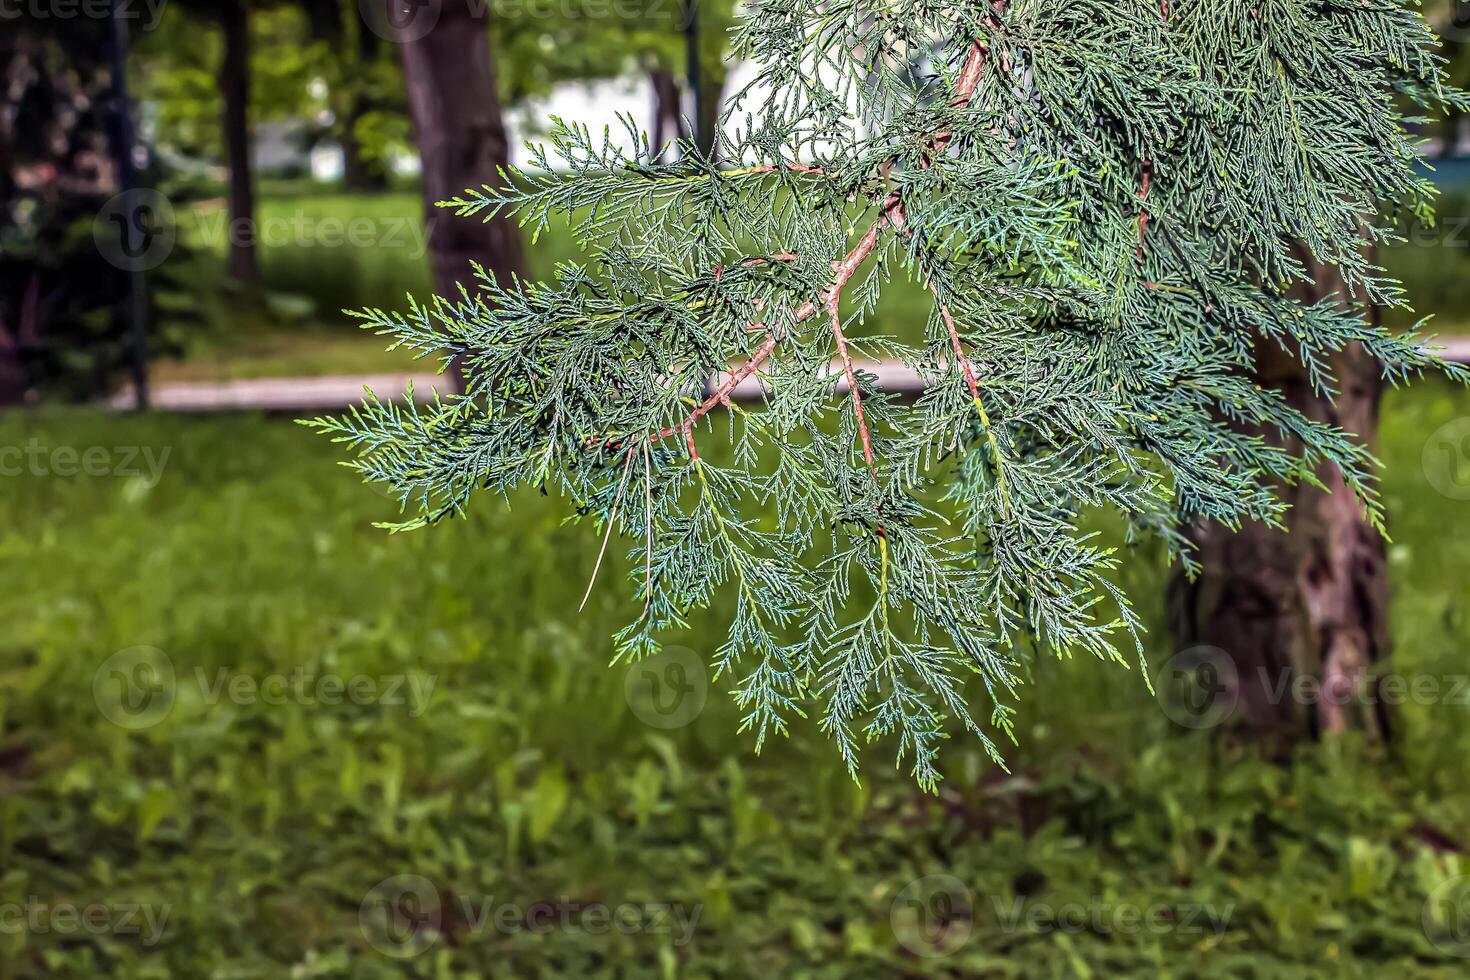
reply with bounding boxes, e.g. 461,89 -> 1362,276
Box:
653,194 -> 906,447
828,300 -> 887,537
928,41 -> 990,160
828,301 -> 879,477
1136,157 -> 1153,257
934,292 -> 1011,517
938,301 -> 985,406
609,27 -> 993,458
736,162 -> 826,177
655,331 -> 779,442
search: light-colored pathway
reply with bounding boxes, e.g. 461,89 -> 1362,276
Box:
112,340 -> 1470,413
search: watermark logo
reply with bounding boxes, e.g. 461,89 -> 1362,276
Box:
623,645 -> 707,729
361,0 -> 442,42
888,878 -> 1234,956
1425,875 -> 1470,958
1387,215 -> 1470,250
359,0 -> 695,39
1155,645 -> 1239,729
1423,417 -> 1470,501
1154,652 -> 1470,731
94,189 -> 176,272
360,874 -> 443,959
890,874 -> 974,958
93,646 -> 177,730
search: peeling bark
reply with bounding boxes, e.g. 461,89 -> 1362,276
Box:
1169,251 -> 1390,749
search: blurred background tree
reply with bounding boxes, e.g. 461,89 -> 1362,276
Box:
1425,0 -> 1470,156
1170,6 -> 1470,751
0,15 -> 185,404
496,0 -> 738,158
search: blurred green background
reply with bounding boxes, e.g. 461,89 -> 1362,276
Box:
5,4 -> 1470,978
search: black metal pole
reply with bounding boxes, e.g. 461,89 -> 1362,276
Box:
108,1 -> 150,411
683,0 -> 702,154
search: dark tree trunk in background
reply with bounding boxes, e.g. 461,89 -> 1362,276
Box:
394,0 -> 524,294
341,93 -> 387,192
219,0 -> 259,283
1442,106 -> 1463,160
1438,32 -> 1465,159
696,74 -> 726,162
681,0 -> 726,161
0,37 -> 19,406
0,337 -> 25,405
649,68 -> 686,161
1169,251 -> 1389,750
342,23 -> 387,192
394,0 -> 525,389
301,0 -> 340,40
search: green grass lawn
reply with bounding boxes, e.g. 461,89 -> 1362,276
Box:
150,322 -> 425,383
3,375 -> 1470,977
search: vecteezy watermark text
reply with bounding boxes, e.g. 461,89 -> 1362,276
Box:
0,439 -> 169,483
188,209 -> 432,259
191,667 -> 438,717
0,899 -> 171,947
1156,646 -> 1470,729
93,647 -> 438,730
888,874 -> 1233,959
0,0 -> 168,31
94,192 -> 434,273
359,875 -> 701,958
990,895 -> 1235,937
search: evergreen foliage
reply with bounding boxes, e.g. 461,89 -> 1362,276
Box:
311,0 -> 1468,790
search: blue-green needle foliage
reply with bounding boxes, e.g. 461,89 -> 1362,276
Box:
309,0 -> 1468,791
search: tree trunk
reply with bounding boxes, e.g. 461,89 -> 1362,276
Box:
696,72 -> 726,162
0,38 -> 20,406
340,93 -> 386,192
0,338 -> 25,406
1168,252 -> 1390,750
219,0 -> 259,283
1442,106 -> 1463,160
1437,33 -> 1465,159
394,0 -> 524,303
342,22 -> 387,192
649,68 -> 686,162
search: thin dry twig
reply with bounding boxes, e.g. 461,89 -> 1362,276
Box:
580,446 -> 636,610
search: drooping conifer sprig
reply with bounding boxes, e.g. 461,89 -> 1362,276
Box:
308,0 -> 1470,791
